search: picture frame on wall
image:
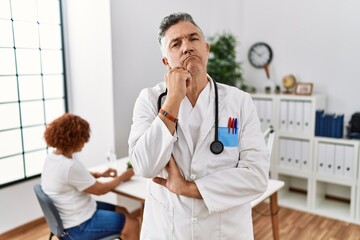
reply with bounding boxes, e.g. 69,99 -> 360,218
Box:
295,83 -> 313,96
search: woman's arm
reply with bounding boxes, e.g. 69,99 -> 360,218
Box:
84,169 -> 134,195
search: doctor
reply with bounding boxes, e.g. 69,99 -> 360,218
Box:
128,12 -> 269,239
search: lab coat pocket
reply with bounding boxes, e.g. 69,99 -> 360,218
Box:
209,143 -> 239,170
218,127 -> 239,147
142,191 -> 174,239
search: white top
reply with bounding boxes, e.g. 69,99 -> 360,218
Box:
182,82 -> 210,152
41,152 -> 96,229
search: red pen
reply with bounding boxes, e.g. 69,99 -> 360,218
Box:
228,117 -> 232,133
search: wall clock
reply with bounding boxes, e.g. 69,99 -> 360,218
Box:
248,42 -> 273,69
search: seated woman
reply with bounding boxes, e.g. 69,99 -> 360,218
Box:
41,113 -> 139,240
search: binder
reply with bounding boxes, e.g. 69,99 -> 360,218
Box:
335,114 -> 344,138
301,141 -> 310,171
324,113 -> 335,137
279,101 -> 288,131
343,145 -> 354,178
315,109 -> 324,136
319,114 -> 326,137
295,101 -> 304,132
279,138 -> 286,168
317,143 -> 326,173
287,101 -> 296,132
286,139 -> 294,168
294,140 -> 301,169
303,102 -> 312,133
259,100 -> 266,132
325,143 -> 335,175
334,144 -> 344,177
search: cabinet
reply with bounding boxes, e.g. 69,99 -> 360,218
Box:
252,93 -> 360,224
313,137 -> 358,222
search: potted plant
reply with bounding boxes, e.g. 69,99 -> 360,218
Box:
275,85 -> 281,94
207,33 -> 244,89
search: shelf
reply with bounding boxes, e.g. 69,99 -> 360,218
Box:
277,174 -> 309,210
277,168 -> 311,178
251,93 -> 359,224
251,93 -> 325,101
314,174 -> 355,186
278,132 -> 313,140
314,180 -> 354,221
277,94 -> 325,101
314,139 -> 358,182
313,199 -> 352,222
315,136 -> 360,145
356,185 -> 360,224
278,190 -> 308,212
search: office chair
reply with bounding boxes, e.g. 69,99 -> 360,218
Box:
34,184 -> 119,240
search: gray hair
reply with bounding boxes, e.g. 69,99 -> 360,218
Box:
158,12 -> 204,46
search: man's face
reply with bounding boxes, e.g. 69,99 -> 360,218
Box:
161,21 -> 210,75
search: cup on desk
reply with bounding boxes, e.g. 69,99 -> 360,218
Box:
106,149 -> 117,169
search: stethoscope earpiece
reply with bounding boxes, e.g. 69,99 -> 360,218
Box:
157,79 -> 224,155
210,140 -> 224,155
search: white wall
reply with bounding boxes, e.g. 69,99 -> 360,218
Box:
241,0 -> 360,121
0,0 -> 115,234
63,0 -> 115,168
110,0 -> 245,157
0,178 -> 42,234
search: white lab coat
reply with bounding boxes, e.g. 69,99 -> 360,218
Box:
128,78 -> 269,240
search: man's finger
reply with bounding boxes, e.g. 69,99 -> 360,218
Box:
152,177 -> 167,187
168,157 -> 178,168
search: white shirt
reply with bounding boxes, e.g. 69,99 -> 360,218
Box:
41,152 -> 96,229
180,82 -> 210,153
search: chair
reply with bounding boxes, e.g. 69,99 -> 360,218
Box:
34,184 -> 119,240
264,126 -> 275,156
264,126 -> 275,178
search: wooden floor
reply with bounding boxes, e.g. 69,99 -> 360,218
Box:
4,202 -> 360,240
252,202 -> 360,240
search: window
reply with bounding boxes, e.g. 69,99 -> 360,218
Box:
0,0 -> 67,187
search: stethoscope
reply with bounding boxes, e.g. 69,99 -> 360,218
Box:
157,79 -> 224,155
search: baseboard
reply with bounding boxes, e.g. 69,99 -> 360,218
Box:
0,217 -> 45,239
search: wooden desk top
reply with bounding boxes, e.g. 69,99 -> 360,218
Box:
90,157 -> 284,206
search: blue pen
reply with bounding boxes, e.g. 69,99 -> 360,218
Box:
234,118 -> 238,134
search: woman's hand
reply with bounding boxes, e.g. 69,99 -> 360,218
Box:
101,168 -> 118,177
120,169 -> 135,182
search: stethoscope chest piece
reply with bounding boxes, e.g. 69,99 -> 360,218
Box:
210,140 -> 224,154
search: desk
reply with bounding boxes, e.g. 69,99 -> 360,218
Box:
91,157 -> 284,240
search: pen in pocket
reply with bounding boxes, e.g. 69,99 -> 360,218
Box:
227,117 -> 238,134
